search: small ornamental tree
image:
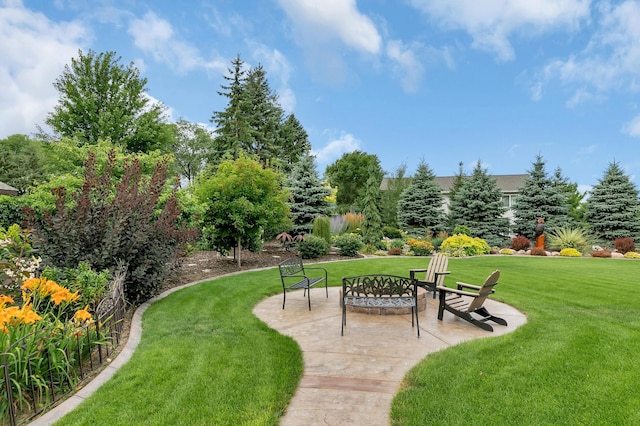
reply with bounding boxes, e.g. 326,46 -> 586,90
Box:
448,161 -> 509,246
285,154 -> 331,237
585,162 -> 640,242
24,150 -> 198,304
196,154 -> 291,267
397,161 -> 445,236
361,163 -> 384,247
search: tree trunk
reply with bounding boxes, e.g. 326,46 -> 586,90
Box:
237,238 -> 242,267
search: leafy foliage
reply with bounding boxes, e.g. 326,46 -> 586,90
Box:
333,233 -> 363,257
171,119 -> 214,186
25,150 -> 197,304
559,248 -> 581,257
397,160 -> 445,236
440,234 -> 490,257
511,235 -> 531,251
0,134 -> 48,193
406,238 -> 434,256
613,237 -> 635,254
45,49 -> 171,153
324,150 -> 383,213
547,227 -> 590,252
195,154 -> 291,266
448,161 -> 509,246
380,163 -> 410,227
297,234 -> 329,259
624,251 -> 640,259
312,216 -> 331,244
286,155 -> 331,236
585,162 -> 640,242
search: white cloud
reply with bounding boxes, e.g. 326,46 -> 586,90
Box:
386,39 -> 424,93
565,88 -> 594,108
277,0 -> 382,54
311,131 -> 361,168
622,113 -> 640,137
0,1 -> 88,138
127,12 -> 227,74
409,0 -> 590,61
535,1 -> 640,101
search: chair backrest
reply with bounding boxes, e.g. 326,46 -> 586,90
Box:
466,270 -> 500,312
424,254 -> 448,285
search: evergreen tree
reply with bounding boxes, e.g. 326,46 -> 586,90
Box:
397,161 -> 445,236
45,49 -> 170,153
446,161 -> 466,231
380,163 -> 410,227
512,155 -> 569,238
585,161 -> 640,243
211,55 -> 252,162
285,155 -> 331,237
449,161 -> 509,246
361,163 -> 384,247
551,167 -> 586,226
279,114 -> 312,173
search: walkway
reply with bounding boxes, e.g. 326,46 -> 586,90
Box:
253,287 -> 526,426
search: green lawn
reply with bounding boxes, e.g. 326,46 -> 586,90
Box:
55,256 -> 640,425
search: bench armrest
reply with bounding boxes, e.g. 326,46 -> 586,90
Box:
436,285 -> 479,298
456,281 -> 481,291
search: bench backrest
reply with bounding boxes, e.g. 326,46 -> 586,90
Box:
467,270 -> 500,312
343,274 -> 416,298
278,257 -> 305,277
424,254 -> 448,285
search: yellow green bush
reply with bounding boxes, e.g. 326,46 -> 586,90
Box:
624,251 -> 640,259
406,238 -> 434,256
499,248 -> 514,255
559,248 -> 582,257
440,234 -> 490,257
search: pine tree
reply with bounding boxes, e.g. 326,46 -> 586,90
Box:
380,163 -> 410,227
449,161 -> 509,246
279,114 -> 312,173
551,167 -> 586,226
285,155 -> 331,236
361,163 -> 384,247
585,161 -> 640,243
446,161 -> 466,231
512,155 -> 569,238
397,161 -> 445,236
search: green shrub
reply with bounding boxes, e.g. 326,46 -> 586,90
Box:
614,237 -> 635,254
312,216 -> 331,244
548,227 -> 589,252
624,251 -> 640,259
382,226 -> 403,239
389,239 -> 405,249
406,238 -> 434,256
41,261 -> 111,310
440,234 -> 490,257
297,234 -> 329,259
559,248 -> 581,257
511,235 -> 531,251
452,225 -> 471,236
333,233 -> 362,257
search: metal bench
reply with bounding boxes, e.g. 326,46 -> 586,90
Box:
341,274 -> 420,337
278,257 -> 328,310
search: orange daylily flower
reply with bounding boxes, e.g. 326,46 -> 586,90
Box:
74,307 -> 92,322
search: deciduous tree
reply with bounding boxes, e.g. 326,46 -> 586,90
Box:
45,49 -> 170,153
324,151 -> 383,213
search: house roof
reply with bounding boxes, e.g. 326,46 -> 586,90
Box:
0,181 -> 19,196
381,174 -> 529,194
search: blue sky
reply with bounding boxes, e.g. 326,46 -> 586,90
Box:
2,0 -> 640,192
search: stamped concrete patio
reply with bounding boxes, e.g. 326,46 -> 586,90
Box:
253,286 -> 527,426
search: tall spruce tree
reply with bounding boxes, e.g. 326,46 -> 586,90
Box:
397,161 -> 445,236
449,161 -> 509,246
446,161 -> 467,231
278,114 -> 311,173
361,163 -> 384,247
512,155 -> 569,238
585,161 -> 640,243
285,155 -> 331,236
551,167 -> 586,226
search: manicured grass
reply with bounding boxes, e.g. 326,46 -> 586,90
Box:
55,257 -> 640,425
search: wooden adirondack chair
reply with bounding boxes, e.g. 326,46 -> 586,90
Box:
436,270 -> 507,332
409,253 -> 450,298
